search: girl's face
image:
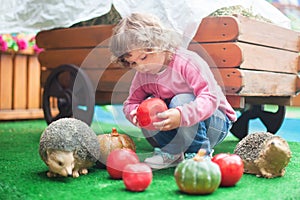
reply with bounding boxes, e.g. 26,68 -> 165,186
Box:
124,49 -> 167,74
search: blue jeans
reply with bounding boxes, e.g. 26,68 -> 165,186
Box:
141,94 -> 232,155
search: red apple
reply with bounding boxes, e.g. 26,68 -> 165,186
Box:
122,163 -> 153,192
212,153 -> 244,187
106,149 -> 139,179
136,98 -> 168,130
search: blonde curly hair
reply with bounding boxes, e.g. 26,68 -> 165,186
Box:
110,13 -> 182,67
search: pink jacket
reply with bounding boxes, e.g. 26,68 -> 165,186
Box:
123,48 -> 237,126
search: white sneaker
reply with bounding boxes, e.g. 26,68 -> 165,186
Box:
144,148 -> 184,169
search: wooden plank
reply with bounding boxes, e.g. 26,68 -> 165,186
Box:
0,54 -> 13,109
169,42 -> 299,74
238,42 -> 299,74
212,68 -> 243,94
237,15 -> 300,52
13,55 -> 28,109
238,70 -> 297,96
27,56 -> 41,109
194,15 -> 300,52
0,109 -> 47,120
36,25 -> 114,49
188,42 -> 242,68
38,48 -> 120,69
38,49 -> 90,68
193,16 -> 239,43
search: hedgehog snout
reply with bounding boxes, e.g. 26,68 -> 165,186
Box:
65,166 -> 73,176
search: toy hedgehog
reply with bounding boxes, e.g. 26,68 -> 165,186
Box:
233,132 -> 291,178
39,118 -> 101,178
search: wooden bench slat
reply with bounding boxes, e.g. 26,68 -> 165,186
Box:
239,69 -> 297,96
194,15 -> 300,52
188,42 -> 242,68
193,16 -> 239,43
211,68 -> 243,94
0,109 -> 45,120
38,48 -> 120,69
36,25 -> 114,49
237,15 -> 300,52
238,42 -> 299,74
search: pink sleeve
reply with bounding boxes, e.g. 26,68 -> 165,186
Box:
176,59 -> 220,126
123,73 -> 148,124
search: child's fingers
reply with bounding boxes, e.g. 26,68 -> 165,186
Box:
156,111 -> 168,119
153,120 -> 168,130
132,116 -> 141,128
130,109 -> 137,116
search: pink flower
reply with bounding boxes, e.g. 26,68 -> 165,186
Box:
0,40 -> 8,52
16,38 -> 28,50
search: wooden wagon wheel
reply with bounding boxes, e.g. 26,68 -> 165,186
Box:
43,64 -> 95,125
230,104 -> 286,140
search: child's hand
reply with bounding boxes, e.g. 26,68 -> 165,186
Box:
130,108 -> 140,127
153,108 -> 181,131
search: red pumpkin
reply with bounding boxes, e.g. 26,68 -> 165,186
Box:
212,153 -> 244,187
122,163 -> 153,192
97,128 -> 136,165
106,149 -> 139,179
136,98 -> 168,130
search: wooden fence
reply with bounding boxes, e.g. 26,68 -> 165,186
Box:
0,51 -> 44,120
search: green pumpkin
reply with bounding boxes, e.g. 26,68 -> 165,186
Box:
174,150 -> 221,195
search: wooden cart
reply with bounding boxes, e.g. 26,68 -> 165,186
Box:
36,15 -> 300,139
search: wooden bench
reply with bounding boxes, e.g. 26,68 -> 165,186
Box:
36,15 -> 300,139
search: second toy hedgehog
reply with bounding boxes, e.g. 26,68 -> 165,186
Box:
233,132 -> 291,178
39,118 -> 101,178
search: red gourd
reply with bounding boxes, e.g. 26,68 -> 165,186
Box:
212,153 -> 244,187
106,149 -> 139,179
122,163 -> 153,192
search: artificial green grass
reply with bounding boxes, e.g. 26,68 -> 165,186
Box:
0,120 -> 299,200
